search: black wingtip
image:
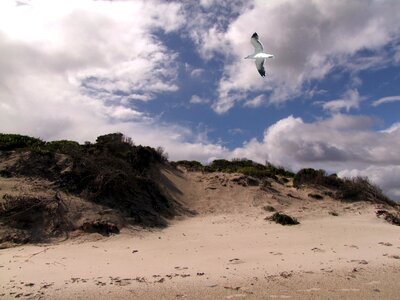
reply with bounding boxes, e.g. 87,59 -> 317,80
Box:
251,32 -> 258,39
258,69 -> 266,77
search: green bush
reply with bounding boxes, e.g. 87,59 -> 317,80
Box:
0,134 -> 44,151
43,140 -> 80,153
203,158 -> 294,179
293,168 -> 342,188
173,160 -> 204,171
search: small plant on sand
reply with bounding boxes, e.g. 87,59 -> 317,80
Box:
267,212 -> 299,225
263,205 -> 276,212
308,193 -> 324,200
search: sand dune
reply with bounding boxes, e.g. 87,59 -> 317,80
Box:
1,167 -> 399,299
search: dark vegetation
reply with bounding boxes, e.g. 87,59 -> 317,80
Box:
267,212 -> 299,225
174,158 -> 294,179
376,210 -> 400,226
308,193 -> 324,200
174,160 -> 397,207
294,168 -> 396,206
0,133 -> 178,233
0,193 -> 73,245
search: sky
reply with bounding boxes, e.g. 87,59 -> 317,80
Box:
0,0 -> 400,199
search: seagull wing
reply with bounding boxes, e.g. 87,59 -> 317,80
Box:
251,32 -> 264,53
255,58 -> 266,77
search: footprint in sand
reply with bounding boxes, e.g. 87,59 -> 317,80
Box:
364,280 -> 380,285
340,288 -> 360,292
228,258 -> 244,265
350,259 -> 368,265
299,287 -> 320,292
378,242 -> 393,246
344,244 -> 359,249
311,247 -> 325,253
225,294 -> 247,299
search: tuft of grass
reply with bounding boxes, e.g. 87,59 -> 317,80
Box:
263,205 -> 276,212
267,212 -> 299,225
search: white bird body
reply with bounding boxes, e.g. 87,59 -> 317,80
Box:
245,32 -> 274,77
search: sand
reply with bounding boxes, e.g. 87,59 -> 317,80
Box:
1,169 -> 400,299
1,210 -> 400,299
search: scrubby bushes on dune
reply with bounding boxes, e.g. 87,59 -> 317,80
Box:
0,134 -> 45,151
174,158 -> 294,179
1,133 -> 177,228
293,168 -> 342,189
172,160 -> 204,171
294,167 -> 395,206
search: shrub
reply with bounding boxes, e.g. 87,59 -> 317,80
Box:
0,134 -> 45,151
267,212 -> 299,225
339,177 -> 392,204
376,210 -> 400,226
2,132 -> 177,227
294,168 -> 395,206
43,140 -> 80,153
203,158 -> 294,179
173,160 -> 204,171
236,167 -> 272,179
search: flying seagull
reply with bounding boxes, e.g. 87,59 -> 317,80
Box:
245,32 -> 274,77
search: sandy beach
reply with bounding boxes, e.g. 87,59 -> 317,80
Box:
1,206 -> 400,299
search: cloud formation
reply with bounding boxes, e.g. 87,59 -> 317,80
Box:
192,0 -> 400,113
320,89 -> 364,113
372,95 -> 400,106
0,0 -> 399,200
228,114 -> 400,199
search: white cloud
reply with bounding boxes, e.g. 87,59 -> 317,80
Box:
190,95 -> 210,104
243,94 -> 266,108
380,122 -> 400,133
190,68 -> 205,78
372,95 -> 400,106
189,0 -> 400,113
0,1 -> 189,143
0,0 -> 234,163
320,89 -> 364,113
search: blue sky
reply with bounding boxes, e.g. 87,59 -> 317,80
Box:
0,0 -> 400,199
